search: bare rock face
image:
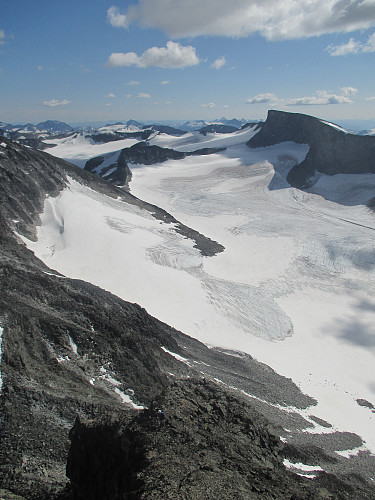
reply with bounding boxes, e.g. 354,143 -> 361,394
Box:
66,379 -> 374,500
248,110 -> 375,188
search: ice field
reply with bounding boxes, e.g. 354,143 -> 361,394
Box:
25,128 -> 375,453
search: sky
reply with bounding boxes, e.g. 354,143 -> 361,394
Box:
1,0 -> 375,125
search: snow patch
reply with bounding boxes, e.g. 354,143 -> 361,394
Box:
283,458 -> 324,479
67,333 -> 78,355
320,120 -> 348,133
56,355 -> 70,363
114,388 -> 145,409
161,346 -> 192,366
335,444 -> 371,458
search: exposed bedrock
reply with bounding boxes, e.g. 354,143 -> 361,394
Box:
248,110 -> 375,189
66,379 -> 375,500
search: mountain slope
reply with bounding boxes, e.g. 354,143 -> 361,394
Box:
1,130 -> 375,498
248,110 -> 375,190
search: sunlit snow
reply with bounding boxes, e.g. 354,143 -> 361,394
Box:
45,133 -> 139,168
24,130 -> 375,453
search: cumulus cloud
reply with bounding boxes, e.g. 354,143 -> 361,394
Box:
138,92 -> 150,98
327,32 -> 375,55
366,96 -> 375,101
128,80 -> 140,85
201,102 -> 216,108
42,99 -> 70,107
211,56 -> 226,69
341,86 -> 358,96
286,90 -> 353,105
107,41 -> 199,68
108,1 -> 375,40
160,80 -> 170,84
107,6 -> 129,28
247,93 -> 278,104
247,89 -> 354,106
105,92 -> 116,98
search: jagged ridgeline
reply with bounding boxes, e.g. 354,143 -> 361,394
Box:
1,128 -> 375,499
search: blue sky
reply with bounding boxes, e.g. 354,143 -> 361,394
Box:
1,0 -> 375,125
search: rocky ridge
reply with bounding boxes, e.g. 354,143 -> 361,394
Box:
84,141 -> 226,188
248,110 -> 375,189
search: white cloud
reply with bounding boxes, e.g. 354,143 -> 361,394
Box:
165,100 -> 172,104
286,90 -> 353,105
111,1 -> 375,40
42,99 -> 71,107
105,93 -> 116,98
138,92 -> 151,98
0,29 -> 6,45
37,65 -> 43,71
363,32 -> 375,52
211,56 -> 226,70
107,41 -> 199,68
341,86 -> 358,96
366,96 -> 375,101
326,37 -> 361,55
125,93 -> 132,98
247,93 -> 278,104
128,80 -> 140,85
247,89 -> 354,107
327,31 -> 375,55
201,102 -> 216,108
107,6 -> 129,28
160,80 -> 171,84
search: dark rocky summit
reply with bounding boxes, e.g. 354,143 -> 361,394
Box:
248,110 -> 375,189
199,124 -> 238,134
1,136 -> 375,499
36,121 -> 73,134
89,130 -> 153,144
142,124 -> 186,136
84,142 -> 226,189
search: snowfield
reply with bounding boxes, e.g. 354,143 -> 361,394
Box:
44,133 -> 139,168
24,130 -> 375,454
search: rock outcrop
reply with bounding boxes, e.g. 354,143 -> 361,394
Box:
67,380 -> 375,500
248,110 -> 375,189
199,124 -> 238,134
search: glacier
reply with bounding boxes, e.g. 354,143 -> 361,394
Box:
24,127 -> 375,456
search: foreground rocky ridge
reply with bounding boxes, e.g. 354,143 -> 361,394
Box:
67,380 -> 374,500
1,136 -> 375,498
248,110 -> 375,190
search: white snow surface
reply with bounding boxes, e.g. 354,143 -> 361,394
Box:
283,459 -> 324,472
23,131 -> 375,453
320,120 -> 348,133
68,333 -> 78,355
44,133 -> 139,168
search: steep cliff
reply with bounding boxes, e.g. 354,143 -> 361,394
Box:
248,110 -> 375,189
